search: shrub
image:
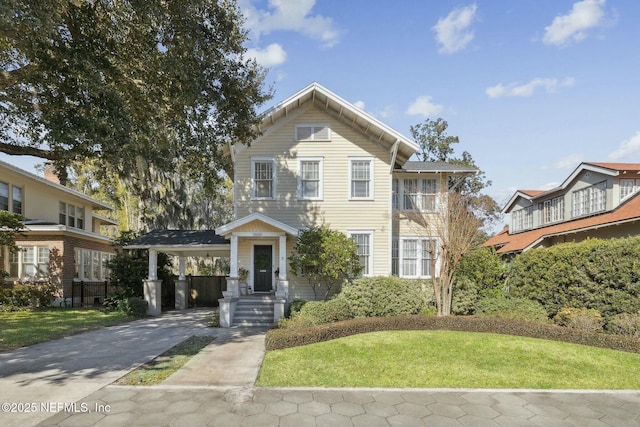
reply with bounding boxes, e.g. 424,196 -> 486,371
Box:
476,296 -> 549,323
0,282 -> 58,309
338,276 -> 429,318
455,247 -> 506,298
607,313 -> 640,337
508,237 -> 640,318
104,288 -> 147,317
279,298 -> 352,329
264,315 -> 640,354
451,278 -> 479,315
287,299 -> 308,317
554,307 -> 603,333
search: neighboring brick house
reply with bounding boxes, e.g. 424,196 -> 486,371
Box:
484,162 -> 640,255
1,159 -> 116,302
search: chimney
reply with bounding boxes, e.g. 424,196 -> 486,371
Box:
43,162 -> 61,185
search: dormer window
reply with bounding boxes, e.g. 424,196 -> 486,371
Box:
620,178 -> 640,200
295,123 -> 331,141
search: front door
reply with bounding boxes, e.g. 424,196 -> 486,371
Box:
253,245 -> 272,292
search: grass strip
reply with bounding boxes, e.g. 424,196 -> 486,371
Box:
257,330 -> 640,389
0,308 -> 132,351
115,335 -> 215,385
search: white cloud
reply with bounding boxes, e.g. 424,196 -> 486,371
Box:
543,0 -> 606,46
405,96 -> 444,118
432,4 -> 478,54
241,0 -> 341,48
552,154 -> 584,169
353,100 -> 366,110
378,105 -> 396,120
245,43 -> 287,67
609,131 -> 640,160
486,77 -> 575,98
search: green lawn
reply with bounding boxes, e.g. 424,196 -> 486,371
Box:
257,330 -> 640,389
0,308 -> 132,351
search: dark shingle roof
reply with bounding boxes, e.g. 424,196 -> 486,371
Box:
398,161 -> 478,173
126,230 -> 228,248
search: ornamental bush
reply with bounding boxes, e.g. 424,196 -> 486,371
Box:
554,307 -> 603,333
0,282 -> 58,310
606,312 -> 640,337
338,276 -> 431,318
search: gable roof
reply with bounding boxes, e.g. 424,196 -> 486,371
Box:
124,229 -> 230,257
254,82 -> 419,165
0,159 -> 113,211
215,212 -> 298,237
502,162 -> 640,213
484,193 -> 640,254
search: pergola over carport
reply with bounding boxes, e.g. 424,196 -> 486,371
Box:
125,230 -> 230,315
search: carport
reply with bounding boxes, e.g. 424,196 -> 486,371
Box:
125,230 -> 230,316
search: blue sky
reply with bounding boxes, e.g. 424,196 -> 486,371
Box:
238,0 -> 640,216
4,0 -> 640,230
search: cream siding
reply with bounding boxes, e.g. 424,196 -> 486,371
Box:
234,105 -> 392,278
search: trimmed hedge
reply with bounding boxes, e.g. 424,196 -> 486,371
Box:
0,282 -> 58,310
508,237 -> 640,318
264,315 -> 640,355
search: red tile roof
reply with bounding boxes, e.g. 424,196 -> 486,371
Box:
586,162 -> 640,173
484,193 -> 640,254
519,190 -> 545,197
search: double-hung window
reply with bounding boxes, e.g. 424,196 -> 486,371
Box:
349,231 -> 373,276
251,158 -> 275,199
59,202 -> 85,229
298,158 -> 323,200
620,178 -> 640,200
392,178 -> 438,211
398,238 -> 437,278
0,182 -> 9,211
541,197 -> 564,225
572,181 -> 606,217
350,158 -> 373,199
11,186 -> 22,214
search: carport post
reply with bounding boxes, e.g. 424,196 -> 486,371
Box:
144,249 -> 162,316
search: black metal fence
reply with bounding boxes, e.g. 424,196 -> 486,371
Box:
71,280 -> 116,307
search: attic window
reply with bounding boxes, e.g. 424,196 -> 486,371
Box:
295,124 -> 331,141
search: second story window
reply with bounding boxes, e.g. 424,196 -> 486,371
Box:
251,158 -> 275,199
511,206 -> 533,232
350,158 -> 373,199
541,196 -> 564,225
59,202 -> 85,229
393,178 -> 438,211
11,186 -> 22,214
572,181 -> 607,218
298,158 -> 323,200
0,182 -> 8,211
620,178 -> 640,200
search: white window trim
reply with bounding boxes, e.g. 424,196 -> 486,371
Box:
297,157 -> 324,201
348,230 -> 374,277
349,157 -> 375,200
7,245 -> 50,281
295,123 -> 331,141
392,177 -> 440,211
397,236 -> 439,279
75,248 -> 114,282
251,157 -> 277,200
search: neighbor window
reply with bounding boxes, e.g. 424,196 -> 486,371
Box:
8,245 -> 49,280
295,123 -> 331,141
350,158 -> 373,199
0,182 -> 8,211
59,202 -> 85,229
74,248 -> 113,281
298,158 -> 323,200
540,196 -> 564,225
512,206 -> 534,232
11,186 -> 22,214
251,159 -> 275,199
572,181 -> 606,217
620,178 -> 640,200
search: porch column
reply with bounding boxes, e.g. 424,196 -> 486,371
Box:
278,234 -> 287,280
230,234 -> 239,277
178,256 -> 186,280
144,249 -> 161,316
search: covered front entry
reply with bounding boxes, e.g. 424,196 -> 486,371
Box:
215,213 -> 299,327
253,245 -> 273,292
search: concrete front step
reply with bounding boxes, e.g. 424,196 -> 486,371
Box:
232,296 -> 276,326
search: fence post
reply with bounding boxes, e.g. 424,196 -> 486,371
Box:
104,281 -> 108,301
80,281 -> 84,307
71,281 -> 75,308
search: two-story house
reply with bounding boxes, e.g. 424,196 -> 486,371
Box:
0,159 -> 116,304
484,162 -> 640,255
206,83 -> 475,324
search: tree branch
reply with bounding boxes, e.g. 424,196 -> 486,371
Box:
0,141 -> 60,160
